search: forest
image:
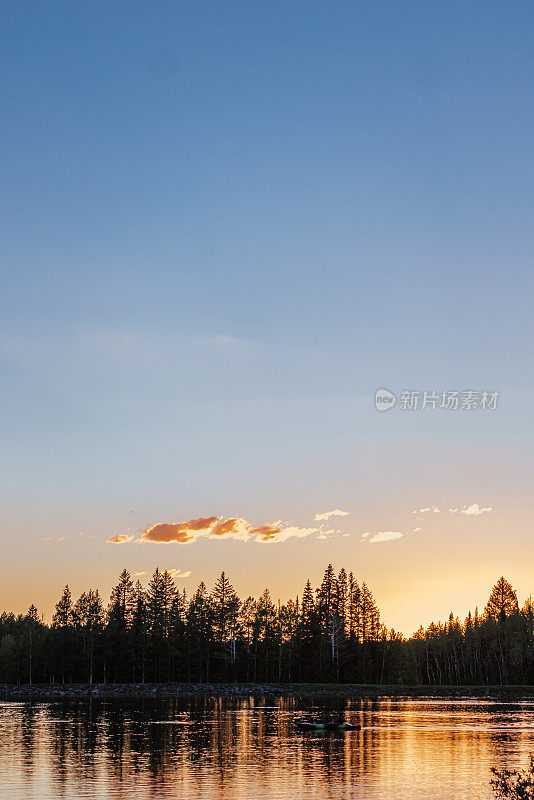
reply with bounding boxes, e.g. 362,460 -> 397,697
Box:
0,566 -> 532,686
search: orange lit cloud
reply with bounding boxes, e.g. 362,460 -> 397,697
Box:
107,533 -> 136,544
107,515 -> 319,545
210,517 -> 250,540
142,517 -> 218,544
252,524 -> 318,543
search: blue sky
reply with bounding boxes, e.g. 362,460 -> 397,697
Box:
1,1 -> 533,630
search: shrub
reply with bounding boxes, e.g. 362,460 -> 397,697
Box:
492,756 -> 534,799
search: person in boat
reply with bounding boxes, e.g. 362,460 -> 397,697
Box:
321,708 -> 345,727
332,710 -> 345,725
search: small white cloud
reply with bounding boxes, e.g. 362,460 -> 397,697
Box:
449,508 -> 458,514
461,503 -> 492,516
412,506 -> 440,515
366,531 -> 404,544
168,569 -> 191,579
133,571 -> 146,576
314,509 -> 349,522
362,527 -> 421,544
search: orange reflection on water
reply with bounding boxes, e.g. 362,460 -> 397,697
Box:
2,696 -> 534,799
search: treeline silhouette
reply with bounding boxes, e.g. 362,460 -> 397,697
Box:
0,566 -> 532,686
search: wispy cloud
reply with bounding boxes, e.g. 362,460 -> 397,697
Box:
362,528 -> 420,544
250,524 -> 318,544
412,506 -> 440,515
168,569 -> 191,579
314,509 -> 349,522
132,571 -> 146,576
364,531 -> 404,544
40,535 -> 70,543
460,503 -> 492,516
107,516 -> 319,546
107,533 -> 136,544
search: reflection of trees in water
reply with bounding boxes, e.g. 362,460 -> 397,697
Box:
7,696 -> 534,799
20,703 -> 39,779
8,696 -> 380,798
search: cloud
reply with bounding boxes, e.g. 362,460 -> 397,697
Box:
142,517 -> 218,544
362,527 -> 420,544
107,533 -> 136,544
108,515 -> 319,546
314,509 -> 349,522
133,571 -> 146,576
250,524 -> 318,544
365,531 -> 404,544
460,503 -> 492,516
210,517 -> 251,541
412,506 -> 440,515
168,569 -> 191,579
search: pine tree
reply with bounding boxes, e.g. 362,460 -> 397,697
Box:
52,586 -> 74,683
348,573 -> 361,642
74,590 -> 104,683
211,572 -> 239,650
131,580 -> 147,682
22,605 -> 41,685
317,564 -> 336,627
108,569 -> 135,630
485,577 -> 519,622
186,582 -> 213,682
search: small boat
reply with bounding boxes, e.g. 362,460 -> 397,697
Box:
296,721 -> 361,731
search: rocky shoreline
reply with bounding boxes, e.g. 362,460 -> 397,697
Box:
0,683 -> 292,700
1,682 -> 534,701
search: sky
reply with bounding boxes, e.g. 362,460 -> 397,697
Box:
1,1 -> 534,635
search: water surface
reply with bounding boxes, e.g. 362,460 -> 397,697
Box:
1,695 -> 533,799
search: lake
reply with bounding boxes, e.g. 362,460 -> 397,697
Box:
1,695 -> 533,799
